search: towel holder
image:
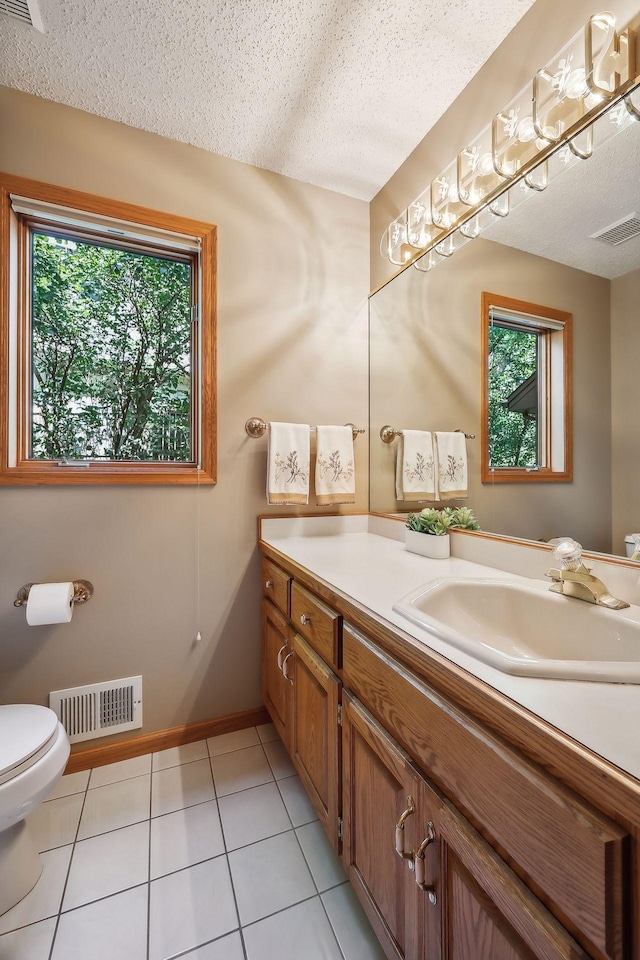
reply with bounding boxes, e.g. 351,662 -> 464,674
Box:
245,418 -> 365,441
14,580 -> 94,608
380,425 -> 475,443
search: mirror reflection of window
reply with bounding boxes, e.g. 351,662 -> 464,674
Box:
488,322 -> 539,469
481,292 -> 572,484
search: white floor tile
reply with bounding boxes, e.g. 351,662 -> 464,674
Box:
63,821 -> 149,910
229,830 -> 316,926
151,758 -> 215,818
278,775 -> 319,827
263,739 -> 296,780
89,753 -> 151,788
0,845 -> 72,935
52,885 -> 147,960
152,740 -> 208,771
46,770 -> 90,801
0,917 -> 56,960
27,793 -> 84,852
207,727 -> 260,757
256,722 -> 279,743
243,897 -> 343,960
77,774 -> 150,840
149,856 -> 238,960
322,883 -> 387,960
296,821 -> 347,892
150,800 -> 224,879
218,781 -> 291,850
181,931 -> 244,959
210,745 -> 273,798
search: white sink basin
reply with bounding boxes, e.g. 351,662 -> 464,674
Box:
393,577 -> 640,683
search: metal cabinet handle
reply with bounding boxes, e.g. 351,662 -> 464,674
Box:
277,644 -> 287,671
265,579 -> 274,590
395,795 -> 415,861
415,821 -> 437,904
282,651 -> 294,684
300,614 -> 312,626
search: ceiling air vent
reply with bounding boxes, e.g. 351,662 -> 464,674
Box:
0,0 -> 44,31
591,213 -> 640,246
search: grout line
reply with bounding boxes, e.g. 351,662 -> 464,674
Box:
216,805 -> 248,960
46,767 -> 91,960
146,754 -> 153,960
165,926 -> 242,960
240,891 -> 326,931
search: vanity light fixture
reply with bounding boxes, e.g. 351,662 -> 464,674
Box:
381,10 -> 640,273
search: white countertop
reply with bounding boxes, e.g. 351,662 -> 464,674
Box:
260,515 -> 640,782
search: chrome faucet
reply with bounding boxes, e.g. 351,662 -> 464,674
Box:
545,539 -> 630,610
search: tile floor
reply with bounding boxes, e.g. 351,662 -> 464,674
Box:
0,723 -> 386,960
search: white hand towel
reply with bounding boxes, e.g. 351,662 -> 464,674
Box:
315,426 -> 355,505
395,430 -> 436,502
267,422 -> 310,505
434,431 -> 468,500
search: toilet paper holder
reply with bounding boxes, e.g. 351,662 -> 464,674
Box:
14,580 -> 94,608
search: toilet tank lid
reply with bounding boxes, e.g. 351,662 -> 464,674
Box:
0,705 -> 59,777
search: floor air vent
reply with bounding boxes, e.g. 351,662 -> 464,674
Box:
0,0 -> 44,30
591,213 -> 640,246
50,676 -> 143,743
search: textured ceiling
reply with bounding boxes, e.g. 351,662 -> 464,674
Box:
0,0 -> 536,200
485,119 -> 640,279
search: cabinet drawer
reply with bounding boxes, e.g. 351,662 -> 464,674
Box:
262,558 -> 291,617
343,624 -> 627,960
291,581 -> 342,670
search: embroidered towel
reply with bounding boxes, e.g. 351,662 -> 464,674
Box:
434,431 -> 468,500
315,425 -> 356,505
267,422 -> 310,505
395,430 -> 436,502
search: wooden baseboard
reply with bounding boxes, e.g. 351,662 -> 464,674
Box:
64,706 -> 270,774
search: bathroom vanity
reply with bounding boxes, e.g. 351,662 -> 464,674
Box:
259,515 -> 640,960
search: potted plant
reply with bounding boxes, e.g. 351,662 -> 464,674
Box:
405,507 -> 479,559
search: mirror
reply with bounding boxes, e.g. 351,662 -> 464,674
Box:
369,106 -> 640,559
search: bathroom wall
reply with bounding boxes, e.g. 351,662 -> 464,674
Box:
0,87 -> 369,746
611,265 -> 640,554
369,0 -> 640,291
370,237 -> 613,551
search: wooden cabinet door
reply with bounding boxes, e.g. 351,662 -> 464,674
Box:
262,599 -> 292,749
342,692 -> 428,960
421,784 -> 593,960
291,632 -> 341,850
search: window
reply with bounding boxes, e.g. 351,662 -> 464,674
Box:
0,175 -> 216,484
481,292 -> 572,484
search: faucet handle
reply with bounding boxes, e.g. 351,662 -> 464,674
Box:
551,538 -> 584,571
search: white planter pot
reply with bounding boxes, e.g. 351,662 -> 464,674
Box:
405,529 -> 450,559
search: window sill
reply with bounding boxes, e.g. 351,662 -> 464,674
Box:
0,463 -> 216,486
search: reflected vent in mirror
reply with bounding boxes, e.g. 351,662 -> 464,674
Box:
0,0 -> 44,30
50,676 -> 143,743
591,213 -> 640,246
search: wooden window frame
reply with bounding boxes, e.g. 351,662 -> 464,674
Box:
0,173 -> 217,485
481,291 -> 572,485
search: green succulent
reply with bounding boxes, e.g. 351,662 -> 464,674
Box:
405,506 -> 479,536
447,506 -> 480,531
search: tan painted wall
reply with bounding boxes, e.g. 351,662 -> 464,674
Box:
370,0 -> 640,291
370,238 -> 612,552
0,87 -> 370,745
611,266 -> 640,555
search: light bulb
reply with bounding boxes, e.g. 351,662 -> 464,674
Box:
517,116 -> 537,143
477,152 -> 494,177
565,67 -> 589,100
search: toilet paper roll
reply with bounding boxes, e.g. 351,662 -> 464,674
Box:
25,582 -> 74,626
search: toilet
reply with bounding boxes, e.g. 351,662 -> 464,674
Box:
0,704 -> 70,916
625,534 -> 640,559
